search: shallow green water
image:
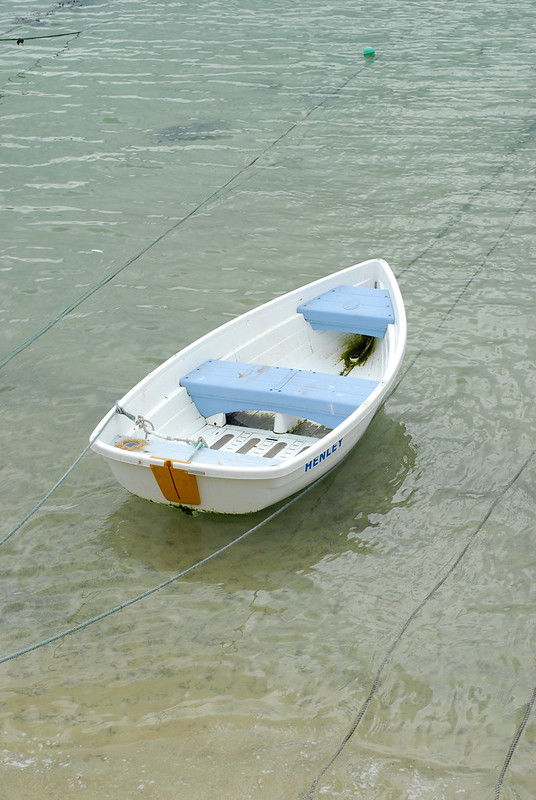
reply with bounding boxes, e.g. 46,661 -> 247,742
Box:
1,1 -> 534,798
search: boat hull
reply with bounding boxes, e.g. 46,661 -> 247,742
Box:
90,259 -> 406,514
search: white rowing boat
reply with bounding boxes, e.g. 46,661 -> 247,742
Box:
90,258 -> 406,514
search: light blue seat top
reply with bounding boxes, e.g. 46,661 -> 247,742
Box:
297,284 -> 395,337
180,360 -> 379,429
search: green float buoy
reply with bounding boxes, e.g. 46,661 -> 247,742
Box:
363,46 -> 376,57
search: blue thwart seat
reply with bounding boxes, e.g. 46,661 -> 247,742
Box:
297,285 -> 395,337
180,360 -> 379,429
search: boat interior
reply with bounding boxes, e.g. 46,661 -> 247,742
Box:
107,279 -> 398,467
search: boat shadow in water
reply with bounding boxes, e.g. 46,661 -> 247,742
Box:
98,409 -> 416,586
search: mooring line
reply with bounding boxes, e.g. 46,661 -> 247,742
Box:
0,26 -> 81,103
0,411 -> 116,547
0,57 -> 376,370
495,685 -> 536,800
306,447 -> 535,798
0,31 -> 81,43
0,471 -> 329,666
0,443 -> 93,547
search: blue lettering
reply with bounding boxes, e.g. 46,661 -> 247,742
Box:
304,438 -> 344,472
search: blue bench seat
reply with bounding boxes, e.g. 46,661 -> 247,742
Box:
297,285 -> 395,337
180,360 -> 379,429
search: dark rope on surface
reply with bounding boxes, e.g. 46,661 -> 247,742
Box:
306,448 -> 535,798
0,31 -> 80,44
0,410 -> 116,547
494,685 -> 536,799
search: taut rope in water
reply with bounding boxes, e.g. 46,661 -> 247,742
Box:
494,685 -> 536,800
0,31 -> 81,44
0,412 -> 116,547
